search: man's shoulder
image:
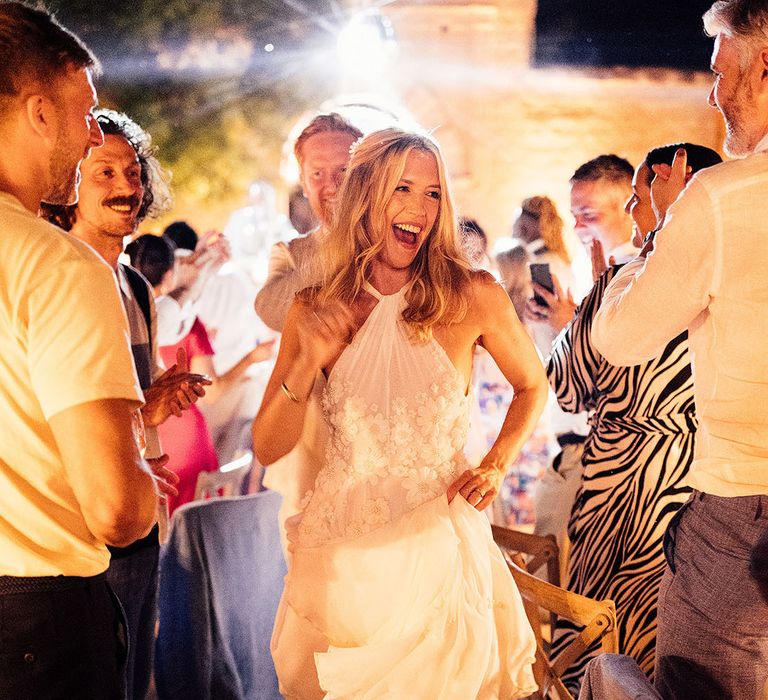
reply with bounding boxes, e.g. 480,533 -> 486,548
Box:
694,152 -> 768,191
0,197 -> 108,278
118,263 -> 154,317
119,262 -> 153,293
285,231 -> 319,258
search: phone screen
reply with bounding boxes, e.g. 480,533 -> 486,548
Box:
530,263 -> 554,307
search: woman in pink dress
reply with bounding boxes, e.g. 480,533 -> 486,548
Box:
158,318 -> 219,515
127,234 -> 273,515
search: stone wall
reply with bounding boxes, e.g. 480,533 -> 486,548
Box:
379,0 -> 723,246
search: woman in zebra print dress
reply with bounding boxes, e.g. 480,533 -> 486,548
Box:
547,143 -> 722,690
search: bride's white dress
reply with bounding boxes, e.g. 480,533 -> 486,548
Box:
271,283 -> 537,700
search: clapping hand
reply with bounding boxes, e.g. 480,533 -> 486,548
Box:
174,232 -> 230,302
248,338 -> 276,364
590,239 -> 615,282
189,230 -> 230,271
141,347 -> 212,426
297,300 -> 357,371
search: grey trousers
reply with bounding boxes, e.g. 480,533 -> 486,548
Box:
579,654 -> 662,700
655,490 -> 768,700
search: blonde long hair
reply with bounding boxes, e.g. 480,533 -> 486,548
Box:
520,195 -> 571,264
311,127 -> 471,341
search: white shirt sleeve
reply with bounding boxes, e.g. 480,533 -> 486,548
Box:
29,258 -> 143,419
155,294 -> 196,346
254,241 -> 300,332
592,178 -> 718,366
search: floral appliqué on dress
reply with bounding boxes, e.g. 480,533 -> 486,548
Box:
297,350 -> 470,547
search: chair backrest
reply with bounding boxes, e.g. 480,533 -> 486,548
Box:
491,525 -> 561,586
503,552 -> 618,700
492,524 -> 562,648
156,491 -> 286,700
194,452 -> 253,500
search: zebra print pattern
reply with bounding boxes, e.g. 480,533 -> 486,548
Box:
547,265 -> 696,691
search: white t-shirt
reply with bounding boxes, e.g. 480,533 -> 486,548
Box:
0,193 -> 143,576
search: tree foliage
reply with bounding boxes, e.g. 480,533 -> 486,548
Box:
51,0 -> 344,221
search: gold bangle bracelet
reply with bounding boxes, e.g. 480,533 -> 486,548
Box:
281,381 -> 302,403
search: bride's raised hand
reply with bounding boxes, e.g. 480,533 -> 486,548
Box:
296,299 -> 357,370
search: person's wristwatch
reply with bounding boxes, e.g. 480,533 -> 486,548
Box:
642,227 -> 659,247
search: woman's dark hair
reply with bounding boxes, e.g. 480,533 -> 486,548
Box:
125,234 -> 175,288
643,143 -> 723,185
163,220 -> 198,251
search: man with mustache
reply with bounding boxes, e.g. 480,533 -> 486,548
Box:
43,108 -> 211,700
0,4 -> 162,697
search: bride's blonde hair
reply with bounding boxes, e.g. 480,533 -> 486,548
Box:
312,127 -> 471,341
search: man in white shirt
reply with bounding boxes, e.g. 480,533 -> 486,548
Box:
254,113 -> 362,543
153,222 -> 229,346
526,155 -> 635,334
592,2 -> 768,696
0,4 -> 160,697
254,113 -> 362,332
163,219 -> 276,465
569,154 -> 637,264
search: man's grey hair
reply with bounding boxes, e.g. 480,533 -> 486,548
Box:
704,0 -> 768,69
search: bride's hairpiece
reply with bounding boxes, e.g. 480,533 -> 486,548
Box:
348,134 -> 366,159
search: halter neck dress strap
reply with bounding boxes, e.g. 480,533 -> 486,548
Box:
363,281 -> 383,300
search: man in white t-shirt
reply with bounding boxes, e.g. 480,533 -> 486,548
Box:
592,2 -> 768,695
0,4 -> 159,697
163,219 -> 276,466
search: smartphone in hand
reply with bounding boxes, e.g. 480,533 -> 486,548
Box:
530,262 -> 554,307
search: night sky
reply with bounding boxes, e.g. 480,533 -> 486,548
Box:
535,0 -> 715,70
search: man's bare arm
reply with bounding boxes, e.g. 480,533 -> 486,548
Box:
49,398 -> 157,547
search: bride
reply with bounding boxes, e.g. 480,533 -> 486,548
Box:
253,127 -> 546,699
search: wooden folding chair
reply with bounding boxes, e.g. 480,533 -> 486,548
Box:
491,525 -> 561,586
492,524 -> 562,639
503,552 -> 618,700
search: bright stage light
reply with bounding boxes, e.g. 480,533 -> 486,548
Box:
336,11 -> 397,76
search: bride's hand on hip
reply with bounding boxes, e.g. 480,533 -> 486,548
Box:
447,463 -> 504,511
296,300 -> 357,370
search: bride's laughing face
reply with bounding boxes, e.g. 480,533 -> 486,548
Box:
377,149 -> 441,271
